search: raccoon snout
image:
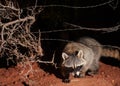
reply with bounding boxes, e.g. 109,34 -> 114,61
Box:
74,71 -> 80,78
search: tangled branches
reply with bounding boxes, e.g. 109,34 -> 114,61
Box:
0,0 -> 43,65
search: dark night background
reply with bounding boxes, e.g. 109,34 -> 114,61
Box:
0,0 -> 120,67
22,0 -> 120,67
26,0 -> 120,45
17,0 -> 120,41
18,0 -> 120,62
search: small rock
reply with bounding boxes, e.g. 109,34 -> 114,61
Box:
101,72 -> 105,75
106,75 -> 110,78
112,80 -> 115,84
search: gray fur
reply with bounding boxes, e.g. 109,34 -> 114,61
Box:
61,37 -> 120,83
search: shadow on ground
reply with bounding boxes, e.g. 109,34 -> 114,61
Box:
100,57 -> 120,68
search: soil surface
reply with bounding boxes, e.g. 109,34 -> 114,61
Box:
0,61 -> 120,86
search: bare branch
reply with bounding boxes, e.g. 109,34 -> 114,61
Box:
0,0 -> 44,66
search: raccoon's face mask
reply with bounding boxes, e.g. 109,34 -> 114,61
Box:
62,50 -> 86,69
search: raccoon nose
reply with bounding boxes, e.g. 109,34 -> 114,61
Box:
74,73 -> 80,78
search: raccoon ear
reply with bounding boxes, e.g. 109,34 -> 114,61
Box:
62,52 -> 69,60
77,50 -> 84,58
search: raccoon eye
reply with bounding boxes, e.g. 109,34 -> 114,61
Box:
76,65 -> 83,70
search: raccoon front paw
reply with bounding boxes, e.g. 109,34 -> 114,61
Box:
62,79 -> 70,83
74,74 -> 80,78
87,71 -> 97,76
87,69 -> 99,76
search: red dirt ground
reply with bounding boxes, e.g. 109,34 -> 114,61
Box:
0,62 -> 120,86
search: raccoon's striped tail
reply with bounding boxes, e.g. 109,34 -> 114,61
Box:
101,45 -> 120,60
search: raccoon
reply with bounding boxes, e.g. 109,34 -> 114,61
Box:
61,37 -> 120,83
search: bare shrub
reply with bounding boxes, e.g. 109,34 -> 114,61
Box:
0,0 -> 43,66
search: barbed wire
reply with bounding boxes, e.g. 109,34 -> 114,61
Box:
41,38 -> 73,43
32,22 -> 120,34
40,38 -> 120,50
26,0 -> 116,9
109,0 -> 119,10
